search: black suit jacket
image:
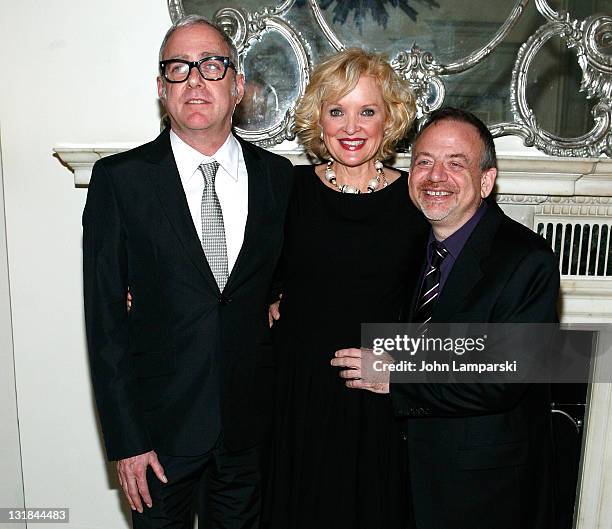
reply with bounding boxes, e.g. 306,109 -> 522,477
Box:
83,128 -> 293,461
391,201 -> 559,529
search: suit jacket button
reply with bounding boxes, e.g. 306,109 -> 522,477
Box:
218,296 -> 229,305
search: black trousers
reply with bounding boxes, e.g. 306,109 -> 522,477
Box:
132,440 -> 261,529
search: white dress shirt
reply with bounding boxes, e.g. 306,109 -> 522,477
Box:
170,130 -> 248,275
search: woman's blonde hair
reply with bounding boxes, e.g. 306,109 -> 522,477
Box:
294,48 -> 416,161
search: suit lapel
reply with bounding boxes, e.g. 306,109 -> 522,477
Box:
433,202 -> 503,321
146,129 -> 220,293
433,249 -> 484,321
405,259 -> 427,322
225,136 -> 272,292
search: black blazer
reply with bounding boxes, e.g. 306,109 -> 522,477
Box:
390,201 -> 559,529
83,128 -> 293,460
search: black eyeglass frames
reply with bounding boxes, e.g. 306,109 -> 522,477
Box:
159,56 -> 236,83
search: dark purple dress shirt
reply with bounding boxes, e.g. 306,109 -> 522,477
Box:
422,200 -> 489,294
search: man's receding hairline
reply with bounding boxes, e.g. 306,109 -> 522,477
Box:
161,26 -> 231,61
158,15 -> 239,69
419,117 -> 487,160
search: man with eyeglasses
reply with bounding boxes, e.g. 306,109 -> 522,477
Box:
83,15 -> 293,529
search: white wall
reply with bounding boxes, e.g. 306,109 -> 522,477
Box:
0,2 -> 170,527
0,127 -> 25,529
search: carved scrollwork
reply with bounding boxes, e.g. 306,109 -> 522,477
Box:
500,12 -> 612,158
489,122 -> 536,145
214,8 -> 248,54
167,0 -> 184,23
391,45 -> 444,118
534,0 -> 565,24
581,15 -> 612,101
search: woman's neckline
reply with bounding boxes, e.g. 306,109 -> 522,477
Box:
311,164 -> 407,196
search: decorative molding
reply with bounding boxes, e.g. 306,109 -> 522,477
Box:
167,0 -> 184,23
492,2 -> 612,157
496,194 -> 549,205
561,280 -> 612,323
580,15 -> 612,102
534,0 -> 563,23
562,279 -> 612,298
500,13 -> 612,157
497,156 -> 612,196
391,46 -> 444,118
537,201 -> 612,217
550,196 -> 612,205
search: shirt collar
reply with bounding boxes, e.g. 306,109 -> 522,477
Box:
170,130 -> 241,184
429,200 -> 489,260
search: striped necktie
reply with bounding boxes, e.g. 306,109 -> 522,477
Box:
414,242 -> 449,327
199,161 -> 229,290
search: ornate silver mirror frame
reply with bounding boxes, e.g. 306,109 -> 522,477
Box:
168,0 -> 612,157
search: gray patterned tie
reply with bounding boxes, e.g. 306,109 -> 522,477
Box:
200,161 -> 228,290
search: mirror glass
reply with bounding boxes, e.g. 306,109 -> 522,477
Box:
234,31 -> 301,132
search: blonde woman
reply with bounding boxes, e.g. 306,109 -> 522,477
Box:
265,49 -> 428,528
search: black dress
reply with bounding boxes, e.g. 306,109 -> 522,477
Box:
266,164 -> 428,529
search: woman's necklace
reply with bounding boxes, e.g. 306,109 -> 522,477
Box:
324,160 -> 388,194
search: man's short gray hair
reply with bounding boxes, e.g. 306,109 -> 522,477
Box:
158,15 -> 239,68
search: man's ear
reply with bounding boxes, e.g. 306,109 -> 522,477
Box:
157,76 -> 165,101
234,73 -> 245,105
480,167 -> 497,198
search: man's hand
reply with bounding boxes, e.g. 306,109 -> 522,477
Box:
116,450 -> 167,513
268,297 -> 281,327
331,348 -> 391,394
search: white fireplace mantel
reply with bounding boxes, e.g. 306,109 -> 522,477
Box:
54,144 -> 140,187
54,144 -> 612,196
